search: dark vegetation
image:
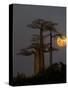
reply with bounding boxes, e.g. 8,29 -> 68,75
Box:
12,62 -> 66,86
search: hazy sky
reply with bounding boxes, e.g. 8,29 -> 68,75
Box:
13,4 -> 66,77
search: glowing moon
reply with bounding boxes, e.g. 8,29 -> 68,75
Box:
56,36 -> 66,47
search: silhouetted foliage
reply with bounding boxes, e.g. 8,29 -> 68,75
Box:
12,62 -> 66,86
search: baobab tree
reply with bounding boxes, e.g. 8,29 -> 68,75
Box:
17,19 -> 65,75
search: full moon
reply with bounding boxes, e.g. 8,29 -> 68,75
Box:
56,36 -> 66,47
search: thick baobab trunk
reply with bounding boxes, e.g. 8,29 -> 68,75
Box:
34,25 -> 44,75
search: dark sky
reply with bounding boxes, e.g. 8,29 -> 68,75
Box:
13,4 -> 66,77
